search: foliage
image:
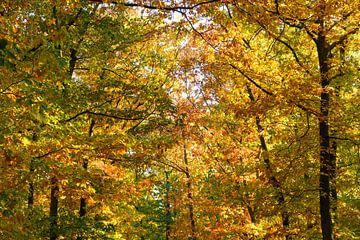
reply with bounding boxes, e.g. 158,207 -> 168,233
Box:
0,0 -> 359,239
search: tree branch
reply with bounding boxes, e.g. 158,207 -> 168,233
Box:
64,110 -> 148,122
36,148 -> 64,158
229,63 -> 274,96
230,63 -> 319,116
329,26 -> 360,50
329,136 -> 359,145
90,0 -> 218,11
0,78 -> 27,94
181,11 -> 217,50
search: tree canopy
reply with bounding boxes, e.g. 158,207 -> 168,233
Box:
0,0 -> 359,239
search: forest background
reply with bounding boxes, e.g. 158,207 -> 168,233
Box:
0,0 -> 359,239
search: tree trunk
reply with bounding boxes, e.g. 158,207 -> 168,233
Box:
182,135 -> 196,240
28,158 -> 35,208
329,47 -> 344,231
165,170 -> 171,240
315,19 -> 336,237
77,119 -> 95,240
318,88 -> 333,240
247,205 -> 257,224
28,133 -> 38,208
246,84 -> 291,239
50,176 -> 59,240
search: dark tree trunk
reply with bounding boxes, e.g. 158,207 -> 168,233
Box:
246,84 -> 291,240
318,92 -> 333,240
28,134 -> 38,208
247,205 -> 257,224
50,176 -> 59,240
77,119 -> 95,240
182,132 -> 196,240
183,144 -> 196,240
329,47 -> 344,229
79,195 -> 87,218
316,29 -> 335,239
256,116 -> 291,240
28,181 -> 34,207
165,170 -> 171,240
28,158 -> 35,208
237,146 -> 258,224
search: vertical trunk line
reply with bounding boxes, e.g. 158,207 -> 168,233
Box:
318,73 -> 332,240
246,204 -> 257,224
246,84 -> 291,239
165,170 -> 171,240
329,139 -> 337,219
28,158 -> 35,208
28,133 -> 38,208
50,38 -> 79,240
50,176 -> 59,240
316,27 -> 335,240
182,128 -> 196,240
77,119 -> 95,240
238,157 -> 257,224
78,159 -> 88,220
328,46 -> 343,236
28,181 -> 34,207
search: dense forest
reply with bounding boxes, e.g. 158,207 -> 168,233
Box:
0,0 -> 359,239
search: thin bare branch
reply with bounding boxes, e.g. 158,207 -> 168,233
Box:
90,0 -> 218,11
229,63 -> 274,96
329,26 -> 360,50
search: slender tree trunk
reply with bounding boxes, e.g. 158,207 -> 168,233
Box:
256,116 -> 291,239
79,195 -> 87,218
28,133 -> 38,208
77,159 -> 88,238
165,170 -> 171,240
247,205 -> 257,224
237,156 -> 257,224
182,131 -> 196,240
48,32 -> 79,240
239,179 -> 257,224
50,176 -> 59,240
246,84 -> 291,240
28,158 -> 35,208
77,119 -> 95,240
77,176 -> 87,240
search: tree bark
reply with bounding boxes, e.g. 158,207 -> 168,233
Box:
28,158 -> 35,208
77,119 -> 95,240
182,129 -> 196,240
247,205 -> 257,224
50,176 -> 59,240
28,133 -> 38,208
316,25 -> 335,240
165,170 -> 171,240
329,47 -> 344,230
